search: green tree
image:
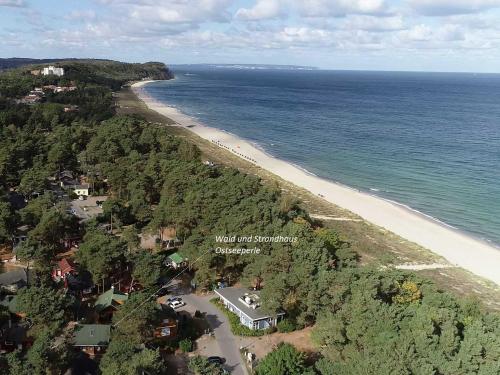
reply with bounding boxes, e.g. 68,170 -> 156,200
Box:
16,285 -> 73,330
0,200 -> 14,243
29,207 -> 78,248
18,167 -> 49,198
112,291 -> 162,345
121,225 -> 140,252
99,339 -> 167,375
255,343 -> 311,375
130,251 -> 161,288
19,192 -> 56,227
25,329 -> 71,375
76,229 -> 126,288
188,356 -> 224,375
15,239 -> 52,274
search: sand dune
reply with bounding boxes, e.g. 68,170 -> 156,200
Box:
132,80 -> 500,286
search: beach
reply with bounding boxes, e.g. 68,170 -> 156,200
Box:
132,80 -> 500,286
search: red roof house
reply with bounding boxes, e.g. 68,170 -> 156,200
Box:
52,258 -> 77,282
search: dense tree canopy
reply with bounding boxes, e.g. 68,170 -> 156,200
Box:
99,339 -> 167,375
16,285 -> 74,330
76,229 -> 127,284
255,343 -> 313,375
1,59 -> 500,375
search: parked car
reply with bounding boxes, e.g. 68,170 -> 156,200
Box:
166,296 -> 182,303
168,300 -> 186,309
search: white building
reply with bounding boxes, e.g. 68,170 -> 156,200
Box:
42,66 -> 64,77
214,287 -> 285,330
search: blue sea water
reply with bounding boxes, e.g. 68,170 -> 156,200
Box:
143,66 -> 500,247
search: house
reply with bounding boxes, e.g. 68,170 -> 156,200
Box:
72,324 -> 110,357
165,252 -> 186,269
30,69 -> 41,76
42,66 -> 64,76
214,287 -> 285,330
58,170 -> 74,180
66,271 -> 94,296
52,258 -> 77,282
0,269 -> 28,293
60,178 -> 90,197
73,184 -> 90,197
94,287 -> 128,321
0,319 -> 31,353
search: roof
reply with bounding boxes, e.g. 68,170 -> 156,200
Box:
0,269 -> 28,287
59,170 -> 74,179
94,288 -> 128,312
0,321 -> 27,344
73,324 -> 110,347
167,252 -> 184,264
73,184 -> 90,190
215,287 -> 284,321
66,271 -> 93,291
58,258 -> 76,274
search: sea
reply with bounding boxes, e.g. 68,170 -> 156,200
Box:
142,65 -> 500,247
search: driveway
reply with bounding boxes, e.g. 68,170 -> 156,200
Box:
70,196 -> 107,221
173,285 -> 248,375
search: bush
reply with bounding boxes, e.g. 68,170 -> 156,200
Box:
179,338 -> 193,353
189,356 -> 224,375
277,319 -> 296,333
194,310 -> 203,318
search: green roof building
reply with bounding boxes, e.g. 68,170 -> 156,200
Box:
94,288 -> 128,318
166,252 -> 186,269
73,324 -> 111,357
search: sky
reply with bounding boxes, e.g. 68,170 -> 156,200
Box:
1,0 -> 500,72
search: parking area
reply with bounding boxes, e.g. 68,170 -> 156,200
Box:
70,196 -> 108,220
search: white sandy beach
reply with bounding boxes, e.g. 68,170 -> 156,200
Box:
132,80 -> 500,286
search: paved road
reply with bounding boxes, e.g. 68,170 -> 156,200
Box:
175,288 -> 248,375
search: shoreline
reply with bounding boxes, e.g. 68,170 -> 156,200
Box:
132,80 -> 500,286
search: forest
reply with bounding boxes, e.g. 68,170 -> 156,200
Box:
0,61 -> 499,375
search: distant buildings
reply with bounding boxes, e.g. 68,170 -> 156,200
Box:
14,83 -> 77,106
214,287 -> 285,330
42,66 -> 64,76
43,84 -> 77,93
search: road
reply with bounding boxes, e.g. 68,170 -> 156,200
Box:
172,284 -> 248,375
